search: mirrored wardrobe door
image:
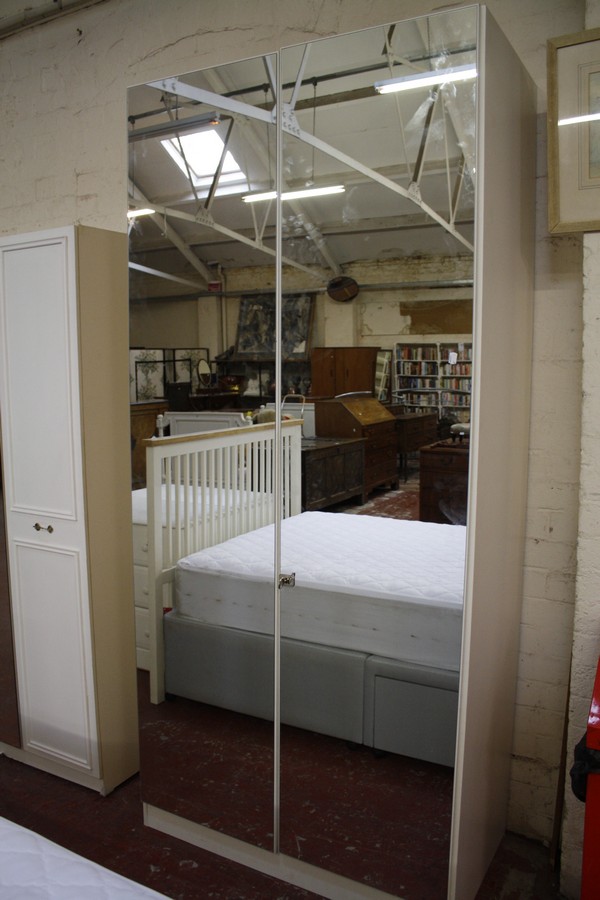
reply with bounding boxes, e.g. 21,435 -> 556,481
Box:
277,10 -> 477,896
127,54 -> 281,850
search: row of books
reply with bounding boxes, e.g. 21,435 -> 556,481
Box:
400,393 -> 471,408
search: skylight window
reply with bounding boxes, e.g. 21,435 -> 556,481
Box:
161,130 -> 248,195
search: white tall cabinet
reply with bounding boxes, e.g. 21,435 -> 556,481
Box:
0,225 -> 139,794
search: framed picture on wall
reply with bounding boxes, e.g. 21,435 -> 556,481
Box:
234,293 -> 315,360
548,27 -> 600,233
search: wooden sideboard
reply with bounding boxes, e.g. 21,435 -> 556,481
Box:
301,437 -> 365,510
419,437 -> 469,525
314,397 -> 398,497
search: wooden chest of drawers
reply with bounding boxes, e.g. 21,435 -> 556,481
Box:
396,411 -> 438,450
314,397 -> 399,497
301,437 -> 365,510
389,411 -> 439,479
419,438 -> 469,525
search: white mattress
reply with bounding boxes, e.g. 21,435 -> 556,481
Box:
175,512 -> 466,669
0,816 -> 166,899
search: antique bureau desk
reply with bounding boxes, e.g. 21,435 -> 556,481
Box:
314,396 -> 399,497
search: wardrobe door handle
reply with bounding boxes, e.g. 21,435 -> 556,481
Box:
33,522 -> 54,533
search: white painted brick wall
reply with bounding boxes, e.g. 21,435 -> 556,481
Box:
562,229 -> 600,895
557,0 -> 600,837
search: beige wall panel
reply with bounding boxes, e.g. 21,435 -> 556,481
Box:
130,297 -> 200,348
449,10 -> 537,898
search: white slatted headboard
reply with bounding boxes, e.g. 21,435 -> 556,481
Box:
145,420 -> 302,703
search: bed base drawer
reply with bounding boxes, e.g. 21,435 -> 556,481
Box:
164,616 -> 366,744
163,616 -> 459,764
363,657 -> 459,767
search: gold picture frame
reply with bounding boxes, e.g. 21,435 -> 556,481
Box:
548,27 -> 600,233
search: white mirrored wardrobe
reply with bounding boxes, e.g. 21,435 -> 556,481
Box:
127,6 -> 535,898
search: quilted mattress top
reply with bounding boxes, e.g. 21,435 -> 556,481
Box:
0,816 -> 166,899
177,511 -> 466,608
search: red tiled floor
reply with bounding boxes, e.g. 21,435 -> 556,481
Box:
0,473 -> 566,899
0,754 -> 317,899
139,667 -> 452,898
0,747 -> 566,900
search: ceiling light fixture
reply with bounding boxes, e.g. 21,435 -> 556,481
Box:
558,111 -> 600,126
242,184 -> 345,203
128,112 -> 221,143
374,63 -> 477,95
127,207 -> 156,218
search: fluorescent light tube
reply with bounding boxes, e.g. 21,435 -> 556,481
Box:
558,112 -> 600,126
374,63 -> 477,95
242,185 -> 345,203
127,207 -> 155,218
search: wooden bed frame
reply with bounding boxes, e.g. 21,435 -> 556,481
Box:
144,420 -> 302,703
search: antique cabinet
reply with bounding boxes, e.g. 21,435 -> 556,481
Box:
419,438 -> 470,525
0,226 -> 138,794
310,346 -> 379,398
301,437 -> 365,510
314,397 -> 398,496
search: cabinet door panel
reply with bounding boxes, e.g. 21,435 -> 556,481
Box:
2,241 -> 81,518
12,541 -> 97,771
310,348 -> 336,396
337,347 -> 378,394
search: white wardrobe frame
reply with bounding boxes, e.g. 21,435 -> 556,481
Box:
448,8 -> 536,897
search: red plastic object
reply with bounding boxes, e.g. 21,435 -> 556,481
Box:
582,656 -> 600,899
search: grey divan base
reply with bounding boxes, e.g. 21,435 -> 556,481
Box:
164,612 -> 459,768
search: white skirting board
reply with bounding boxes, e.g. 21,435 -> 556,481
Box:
144,803 -> 398,900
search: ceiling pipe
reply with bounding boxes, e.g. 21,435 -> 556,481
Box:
129,278 -> 474,302
342,279 -> 473,292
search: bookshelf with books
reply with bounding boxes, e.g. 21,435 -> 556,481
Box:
439,342 -> 472,422
392,340 -> 472,422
